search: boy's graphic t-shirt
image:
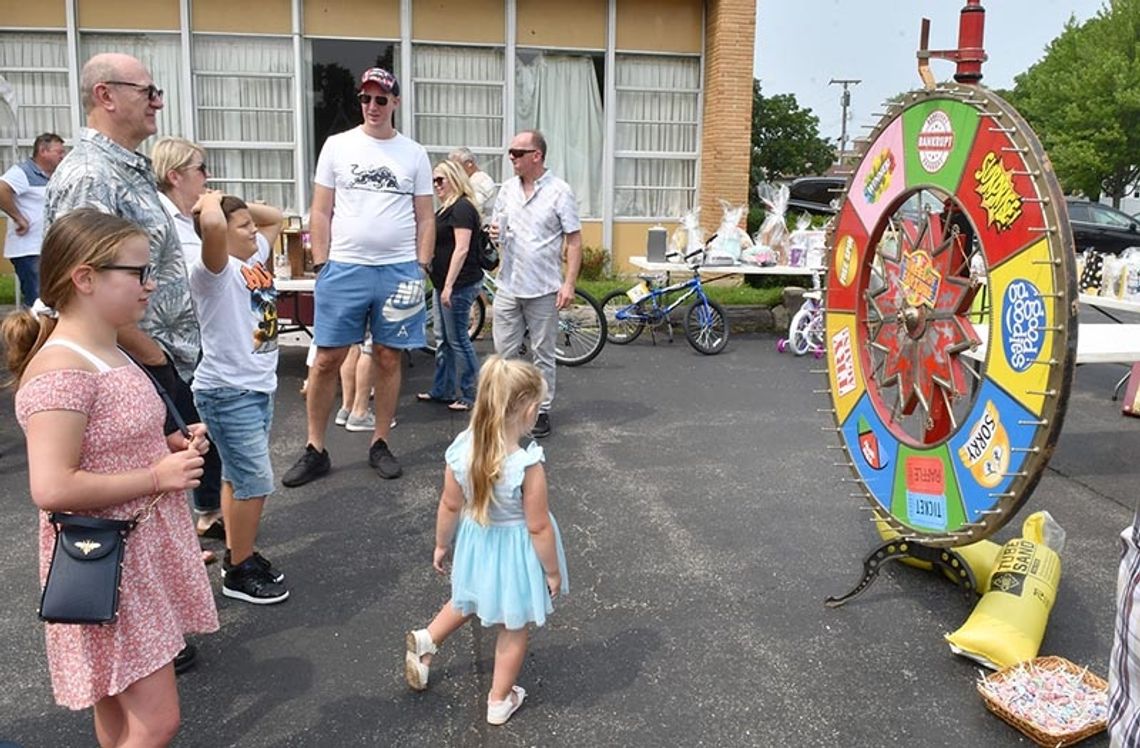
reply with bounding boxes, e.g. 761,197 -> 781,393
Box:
190,233 -> 279,393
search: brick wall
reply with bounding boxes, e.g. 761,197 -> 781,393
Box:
701,0 -> 755,233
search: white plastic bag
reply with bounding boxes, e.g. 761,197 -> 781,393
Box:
705,200 -> 748,266
754,182 -> 791,265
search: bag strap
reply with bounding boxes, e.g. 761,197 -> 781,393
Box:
47,512 -> 133,533
120,350 -> 191,440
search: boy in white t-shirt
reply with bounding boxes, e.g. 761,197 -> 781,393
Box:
190,191 -> 289,605
283,67 -> 436,488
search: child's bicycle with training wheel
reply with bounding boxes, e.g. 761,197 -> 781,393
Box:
777,268 -> 824,358
600,248 -> 729,355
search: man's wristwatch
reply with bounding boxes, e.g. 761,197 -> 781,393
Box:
312,262 -> 326,273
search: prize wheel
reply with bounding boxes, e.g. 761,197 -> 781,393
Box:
824,83 -> 1078,548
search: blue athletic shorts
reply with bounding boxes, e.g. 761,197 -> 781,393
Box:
313,260 -> 427,350
192,388 -> 275,499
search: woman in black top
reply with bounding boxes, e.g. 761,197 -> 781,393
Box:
417,160 -> 484,410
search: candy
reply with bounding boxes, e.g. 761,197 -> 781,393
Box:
978,660 -> 1108,737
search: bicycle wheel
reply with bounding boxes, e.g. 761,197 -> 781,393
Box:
684,298 -> 729,355
556,288 -> 607,366
468,295 -> 486,341
601,289 -> 645,344
788,305 -> 814,356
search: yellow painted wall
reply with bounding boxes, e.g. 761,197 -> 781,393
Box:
3,2 -> 65,27
79,0 -> 180,30
193,0 -> 291,34
616,0 -> 702,53
414,0 -> 504,44
303,0 -> 400,39
611,221 -> 664,273
517,0 -> 605,48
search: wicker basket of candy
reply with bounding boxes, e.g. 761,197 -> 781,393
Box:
977,656 -> 1108,746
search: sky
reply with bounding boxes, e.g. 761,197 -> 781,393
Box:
754,0 -> 1107,149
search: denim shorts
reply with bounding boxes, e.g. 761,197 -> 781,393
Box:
313,260 -> 426,350
193,388 -> 275,499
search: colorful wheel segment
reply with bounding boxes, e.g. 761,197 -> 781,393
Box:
824,84 -> 1078,547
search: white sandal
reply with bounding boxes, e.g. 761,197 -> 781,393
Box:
486,685 -> 526,725
404,629 -> 437,691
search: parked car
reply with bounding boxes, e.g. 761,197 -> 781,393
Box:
786,176 -> 846,216
1066,198 -> 1140,255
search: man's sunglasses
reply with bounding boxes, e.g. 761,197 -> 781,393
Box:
103,80 -> 164,102
508,148 -> 537,159
357,93 -> 389,107
97,264 -> 155,285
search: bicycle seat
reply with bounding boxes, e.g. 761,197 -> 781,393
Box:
637,273 -> 665,284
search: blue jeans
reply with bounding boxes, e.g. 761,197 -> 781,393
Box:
11,255 -> 39,307
193,388 -> 275,499
429,282 -> 481,404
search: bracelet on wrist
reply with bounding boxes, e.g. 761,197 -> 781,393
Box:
148,466 -> 160,494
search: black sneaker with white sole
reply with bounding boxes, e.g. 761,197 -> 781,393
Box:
282,443 -> 331,487
532,412 -> 551,439
221,550 -> 284,583
368,438 -> 403,479
222,557 -> 289,605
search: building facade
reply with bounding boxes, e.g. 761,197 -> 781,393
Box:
0,0 -> 754,270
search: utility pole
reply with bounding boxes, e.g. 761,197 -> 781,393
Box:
829,78 -> 861,156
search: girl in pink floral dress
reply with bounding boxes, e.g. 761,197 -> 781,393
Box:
3,209 -> 219,747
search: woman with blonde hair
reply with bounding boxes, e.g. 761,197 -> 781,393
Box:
416,159 -> 484,411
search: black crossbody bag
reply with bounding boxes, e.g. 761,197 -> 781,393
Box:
38,358 -> 191,625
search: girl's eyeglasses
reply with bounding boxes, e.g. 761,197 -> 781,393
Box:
432,177 -> 445,186
97,264 -> 155,285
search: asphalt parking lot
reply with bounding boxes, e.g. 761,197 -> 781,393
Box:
0,322 -> 1134,747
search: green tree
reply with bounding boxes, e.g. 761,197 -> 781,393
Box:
1009,1 -> 1140,205
750,81 -> 835,199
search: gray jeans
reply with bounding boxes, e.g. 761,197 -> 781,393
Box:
492,289 -> 557,412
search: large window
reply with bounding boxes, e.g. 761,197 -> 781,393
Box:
309,38 -> 397,167
614,54 -> 700,218
412,45 -> 504,175
80,33 -> 185,151
516,50 -> 604,218
0,32 -> 71,161
193,34 -> 295,208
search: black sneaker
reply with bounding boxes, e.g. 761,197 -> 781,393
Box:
533,412 -> 551,439
282,444 -> 331,487
222,558 -> 290,605
173,643 -> 197,674
368,438 -> 403,479
221,550 -> 284,583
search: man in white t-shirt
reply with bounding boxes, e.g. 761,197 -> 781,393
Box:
449,146 -> 497,214
283,67 -> 435,487
0,133 -> 66,305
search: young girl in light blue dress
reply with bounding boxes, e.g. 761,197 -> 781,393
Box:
404,356 -> 568,725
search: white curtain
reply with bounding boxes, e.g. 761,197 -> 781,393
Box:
0,32 -> 72,159
193,35 -> 294,208
614,54 -> 700,218
515,52 -> 604,218
413,46 -> 503,156
80,33 -> 184,151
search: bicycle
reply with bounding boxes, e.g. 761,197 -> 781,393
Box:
424,272 -> 607,366
777,268 -> 824,358
600,248 -> 729,355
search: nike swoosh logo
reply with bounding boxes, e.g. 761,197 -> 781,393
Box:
382,298 -> 425,323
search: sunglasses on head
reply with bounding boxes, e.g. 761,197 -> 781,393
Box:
508,148 -> 537,159
103,80 -> 164,102
98,263 -> 155,285
357,93 -> 389,107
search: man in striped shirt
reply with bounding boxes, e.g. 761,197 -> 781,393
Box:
489,130 -> 582,439
1110,520 -> 1140,745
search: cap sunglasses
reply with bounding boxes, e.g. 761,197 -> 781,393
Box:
103,80 -> 164,102
97,263 -> 155,285
357,93 -> 389,107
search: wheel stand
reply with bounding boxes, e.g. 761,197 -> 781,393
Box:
824,540 -> 978,608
